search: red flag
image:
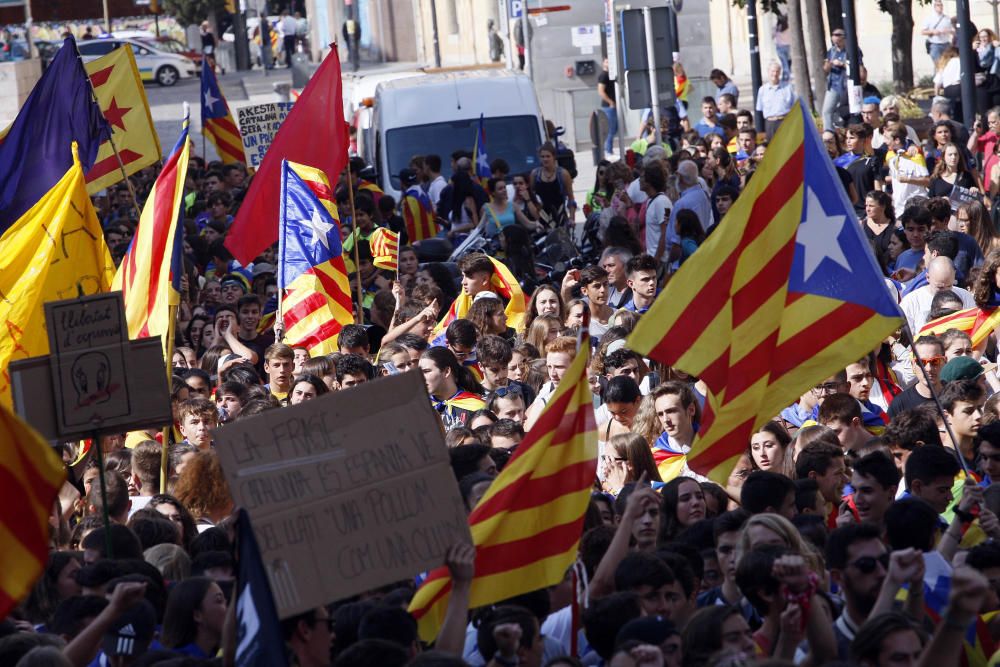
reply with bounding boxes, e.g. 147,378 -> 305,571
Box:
224,50 -> 349,265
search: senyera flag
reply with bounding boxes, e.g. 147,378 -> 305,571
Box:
370,226 -> 399,271
112,110 -> 190,354
628,100 -> 904,483
226,49 -> 349,265
408,329 -> 597,641
278,159 -> 354,356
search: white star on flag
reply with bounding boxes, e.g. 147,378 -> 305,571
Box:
477,151 -> 490,173
797,186 -> 851,281
204,88 -> 219,111
302,206 -> 333,250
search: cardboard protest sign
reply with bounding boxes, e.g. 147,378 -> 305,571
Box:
235,102 -> 294,168
214,371 -> 471,618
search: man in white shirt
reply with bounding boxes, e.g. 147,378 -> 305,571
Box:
423,154 -> 448,207
921,0 -> 954,65
641,164 -> 676,266
900,256 -> 975,332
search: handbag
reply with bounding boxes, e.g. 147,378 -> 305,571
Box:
925,39 -> 932,54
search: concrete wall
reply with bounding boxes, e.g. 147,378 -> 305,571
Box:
0,60 -> 41,128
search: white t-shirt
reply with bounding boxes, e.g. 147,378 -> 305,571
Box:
934,58 -> 961,88
923,10 -> 953,45
900,284 -> 976,332
887,152 -> 929,212
427,175 -> 448,207
644,193 -> 673,260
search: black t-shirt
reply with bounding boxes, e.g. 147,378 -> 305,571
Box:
847,155 -> 882,216
887,384 -> 934,419
239,330 -> 274,379
598,72 -> 615,107
928,172 -> 976,199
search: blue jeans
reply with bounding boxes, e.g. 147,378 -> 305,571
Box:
776,45 -> 791,83
602,106 -> 618,153
930,42 -> 947,65
822,88 -> 842,130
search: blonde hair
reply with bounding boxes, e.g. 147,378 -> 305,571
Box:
525,314 -> 561,354
738,513 -> 824,575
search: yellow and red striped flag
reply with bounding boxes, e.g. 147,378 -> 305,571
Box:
83,44 -> 162,193
200,59 -> 243,164
370,226 -> 399,271
278,160 -> 354,355
628,101 -> 903,483
112,112 -> 190,353
432,255 -> 527,341
408,330 -> 597,641
401,185 -> 439,242
919,306 -> 1000,347
0,402 -> 67,620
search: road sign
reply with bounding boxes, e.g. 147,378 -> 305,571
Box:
511,0 -> 523,18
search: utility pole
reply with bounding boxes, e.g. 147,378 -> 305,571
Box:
840,0 -> 862,123
746,0 -> 764,132
956,0 -> 977,127
233,1 -> 251,71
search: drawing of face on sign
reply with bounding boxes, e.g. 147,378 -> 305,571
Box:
71,351 -> 113,408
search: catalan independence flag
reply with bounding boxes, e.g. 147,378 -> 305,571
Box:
433,255 -> 527,337
473,113 -> 491,188
0,403 -> 67,621
278,160 -> 354,356
370,226 -> 400,271
919,306 -> 1000,347
112,112 -> 190,353
408,331 -> 597,641
628,101 -> 904,483
402,185 -> 438,242
200,59 -> 244,164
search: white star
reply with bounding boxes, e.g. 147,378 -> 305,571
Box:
797,186 -> 852,281
302,206 -> 333,250
204,89 -> 219,110
476,151 -> 489,173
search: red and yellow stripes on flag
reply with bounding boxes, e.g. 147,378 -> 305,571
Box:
112,117 -> 190,349
370,226 -> 400,271
919,306 -> 1000,347
627,108 -> 901,484
83,46 -> 162,194
402,190 -> 438,242
281,162 -> 354,356
408,334 -> 598,641
0,403 -> 67,620
202,67 -> 243,165
433,256 -> 527,335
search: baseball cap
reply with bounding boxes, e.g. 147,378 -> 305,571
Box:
399,168 -> 419,186
101,599 -> 156,657
252,262 -> 276,278
939,356 -> 985,384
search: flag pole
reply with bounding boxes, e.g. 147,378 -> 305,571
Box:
347,170 -> 365,324
76,45 -> 143,221
160,303 -> 178,492
902,325 -> 973,476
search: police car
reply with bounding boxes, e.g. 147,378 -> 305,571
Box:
77,37 -> 197,86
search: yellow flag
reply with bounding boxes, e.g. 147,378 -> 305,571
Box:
83,46 -> 163,194
0,143 -> 116,407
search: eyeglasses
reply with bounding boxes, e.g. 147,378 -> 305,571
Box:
913,355 -> 946,368
493,385 -> 523,398
850,552 -> 890,574
812,382 -> 843,394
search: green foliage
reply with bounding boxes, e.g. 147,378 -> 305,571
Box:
728,0 -> 786,13
162,0 -> 229,27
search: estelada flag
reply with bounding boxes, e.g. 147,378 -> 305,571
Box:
370,226 -> 399,271
408,330 -> 597,641
628,101 -> 903,483
278,160 -> 354,356
226,48 -> 349,265
0,402 -> 67,621
0,143 -> 115,406
84,45 -> 162,194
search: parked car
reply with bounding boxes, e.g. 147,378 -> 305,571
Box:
138,36 -> 203,66
78,37 -> 197,86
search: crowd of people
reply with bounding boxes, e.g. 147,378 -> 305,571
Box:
15,38 -> 1000,667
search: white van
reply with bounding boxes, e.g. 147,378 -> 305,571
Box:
365,70 -> 546,202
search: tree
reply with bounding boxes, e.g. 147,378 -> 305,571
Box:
163,0 -> 229,27
878,0 -> 925,91
803,0 -> 828,113
787,0 -> 813,110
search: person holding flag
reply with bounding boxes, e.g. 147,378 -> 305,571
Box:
370,226 -> 400,272
278,159 -> 354,357
473,113 -> 491,189
400,168 -> 439,242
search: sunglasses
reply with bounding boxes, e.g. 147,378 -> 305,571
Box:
913,355 -> 946,368
493,385 -> 523,398
851,552 -> 890,574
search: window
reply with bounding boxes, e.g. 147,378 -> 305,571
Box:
384,115 -> 542,190
78,41 -> 118,56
